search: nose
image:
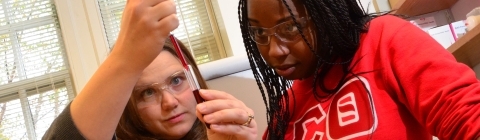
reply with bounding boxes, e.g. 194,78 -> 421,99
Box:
161,91 -> 179,111
268,36 -> 290,58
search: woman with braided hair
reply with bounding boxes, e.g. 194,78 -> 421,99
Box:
238,0 -> 480,139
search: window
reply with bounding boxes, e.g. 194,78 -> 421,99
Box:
97,0 -> 226,64
0,0 -> 75,139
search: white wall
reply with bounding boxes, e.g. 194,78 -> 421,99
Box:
54,0 -> 110,93
210,0 -> 246,57
197,55 -> 267,140
359,0 -> 377,14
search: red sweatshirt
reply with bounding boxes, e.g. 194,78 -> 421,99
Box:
265,15 -> 480,140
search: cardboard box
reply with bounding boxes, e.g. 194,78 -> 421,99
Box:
427,20 -> 468,49
428,24 -> 455,49
450,20 -> 467,40
410,16 -> 437,32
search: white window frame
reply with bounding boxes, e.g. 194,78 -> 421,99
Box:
0,0 -> 77,138
53,0 -> 109,93
0,70 -> 74,139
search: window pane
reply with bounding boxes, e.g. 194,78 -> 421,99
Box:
4,0 -> 54,24
0,87 -> 70,140
28,87 -> 69,140
98,0 -> 226,64
0,99 -> 27,140
0,34 -> 15,85
174,0 -> 223,64
98,0 -> 125,47
19,23 -> 66,79
0,0 -> 67,86
0,0 -> 75,139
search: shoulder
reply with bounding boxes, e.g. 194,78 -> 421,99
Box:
363,15 -> 427,42
369,15 -> 410,28
367,15 -> 416,35
42,102 -> 87,140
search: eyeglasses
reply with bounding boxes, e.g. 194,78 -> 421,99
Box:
248,17 -> 308,45
133,71 -> 190,105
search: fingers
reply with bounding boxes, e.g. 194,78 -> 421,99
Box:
196,89 -> 255,125
203,108 -> 252,124
209,122 -> 258,140
197,98 -> 245,113
151,0 -> 177,20
138,0 -> 178,33
198,89 -> 236,101
157,14 -> 179,37
143,0 -> 169,6
150,0 -> 179,36
121,0 -> 178,37
127,0 -> 167,6
196,90 -> 258,139
113,0 -> 178,67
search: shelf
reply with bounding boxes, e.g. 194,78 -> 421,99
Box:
447,25 -> 480,68
391,0 -> 458,17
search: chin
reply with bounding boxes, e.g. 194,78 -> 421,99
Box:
172,121 -> 195,134
152,121 -> 195,139
278,72 -> 303,80
281,75 -> 300,80
285,69 -> 313,80
157,125 -> 192,139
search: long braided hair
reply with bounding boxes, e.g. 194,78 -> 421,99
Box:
238,0 -> 376,139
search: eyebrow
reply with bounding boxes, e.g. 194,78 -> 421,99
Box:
248,15 -> 301,25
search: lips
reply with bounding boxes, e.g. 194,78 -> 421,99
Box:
274,64 -> 296,76
275,64 -> 295,70
165,113 -> 185,123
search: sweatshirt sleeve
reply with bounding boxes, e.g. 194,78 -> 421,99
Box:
42,102 -> 118,140
384,17 -> 480,140
42,102 -> 86,140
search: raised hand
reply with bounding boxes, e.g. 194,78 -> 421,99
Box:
196,89 -> 258,140
67,1 -> 179,139
112,0 -> 179,69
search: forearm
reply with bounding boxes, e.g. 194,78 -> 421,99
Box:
70,53 -> 146,140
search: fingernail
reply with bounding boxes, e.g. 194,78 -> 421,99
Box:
197,104 -> 205,112
210,124 -> 219,129
203,115 -> 211,122
199,89 -> 207,95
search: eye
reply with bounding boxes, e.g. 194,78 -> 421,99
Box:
141,88 -> 156,100
168,74 -> 189,93
250,27 -> 266,36
283,22 -> 299,33
170,75 -> 186,87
